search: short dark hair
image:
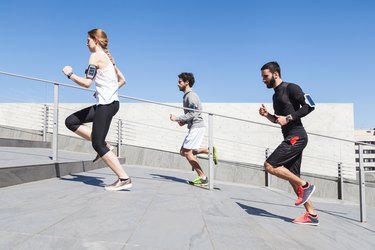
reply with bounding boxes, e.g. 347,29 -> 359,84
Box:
178,72 -> 195,87
261,61 -> 281,77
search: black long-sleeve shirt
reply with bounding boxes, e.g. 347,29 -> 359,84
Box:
273,82 -> 314,137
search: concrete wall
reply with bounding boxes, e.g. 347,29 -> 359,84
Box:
0,124 -> 373,207
0,102 -> 357,179
121,144 -> 375,207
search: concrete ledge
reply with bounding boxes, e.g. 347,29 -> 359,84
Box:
0,158 -> 126,188
0,138 -> 50,148
1,127 -> 374,207
0,126 -> 117,155
121,144 -> 375,207
0,125 -> 43,142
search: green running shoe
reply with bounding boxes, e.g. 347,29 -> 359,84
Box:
187,176 -> 209,186
213,146 -> 218,165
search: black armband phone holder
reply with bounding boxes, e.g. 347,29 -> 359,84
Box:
85,64 -> 97,79
304,94 -> 315,108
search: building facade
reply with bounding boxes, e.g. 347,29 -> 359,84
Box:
355,129 -> 375,170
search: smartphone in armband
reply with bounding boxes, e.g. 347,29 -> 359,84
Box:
304,94 -> 315,108
85,64 -> 97,79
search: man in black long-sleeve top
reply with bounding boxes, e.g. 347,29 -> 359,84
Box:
259,61 -> 319,226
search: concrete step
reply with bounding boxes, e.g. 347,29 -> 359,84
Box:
0,147 -> 125,188
0,137 -> 50,148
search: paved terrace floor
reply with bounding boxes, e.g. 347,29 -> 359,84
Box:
1,163 -> 375,250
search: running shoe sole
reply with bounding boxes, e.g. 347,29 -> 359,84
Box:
186,180 -> 208,186
104,183 -> 133,191
292,221 -> 319,226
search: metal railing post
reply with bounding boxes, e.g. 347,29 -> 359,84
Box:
265,148 -> 270,187
43,104 -> 49,142
338,162 -> 343,200
358,144 -> 366,223
52,83 -> 59,161
208,114 -> 214,190
117,119 -> 122,157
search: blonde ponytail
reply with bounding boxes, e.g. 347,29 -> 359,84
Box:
104,48 -> 116,65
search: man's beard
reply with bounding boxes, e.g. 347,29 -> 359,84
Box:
178,85 -> 186,91
266,76 -> 276,88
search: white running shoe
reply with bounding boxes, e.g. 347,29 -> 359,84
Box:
104,178 -> 132,191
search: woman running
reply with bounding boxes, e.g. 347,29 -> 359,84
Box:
62,28 -> 131,191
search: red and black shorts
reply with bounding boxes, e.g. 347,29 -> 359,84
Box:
266,135 -> 308,177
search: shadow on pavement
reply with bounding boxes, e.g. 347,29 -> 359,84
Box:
150,174 -> 187,183
59,174 -> 105,187
236,202 -> 293,222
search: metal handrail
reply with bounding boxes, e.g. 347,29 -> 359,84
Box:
1,70 -> 373,147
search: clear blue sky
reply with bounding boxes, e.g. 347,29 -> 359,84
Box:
0,0 -> 374,128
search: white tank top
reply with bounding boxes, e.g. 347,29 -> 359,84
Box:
94,51 -> 119,105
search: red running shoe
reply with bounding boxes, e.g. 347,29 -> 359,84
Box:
293,212 -> 319,226
295,183 -> 316,206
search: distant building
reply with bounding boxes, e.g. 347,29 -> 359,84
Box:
355,129 -> 375,171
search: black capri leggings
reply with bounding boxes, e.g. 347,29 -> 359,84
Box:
65,101 -> 119,157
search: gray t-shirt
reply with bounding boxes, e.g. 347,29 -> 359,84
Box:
176,90 -> 205,129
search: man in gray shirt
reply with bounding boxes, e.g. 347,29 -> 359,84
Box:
170,72 -> 217,186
